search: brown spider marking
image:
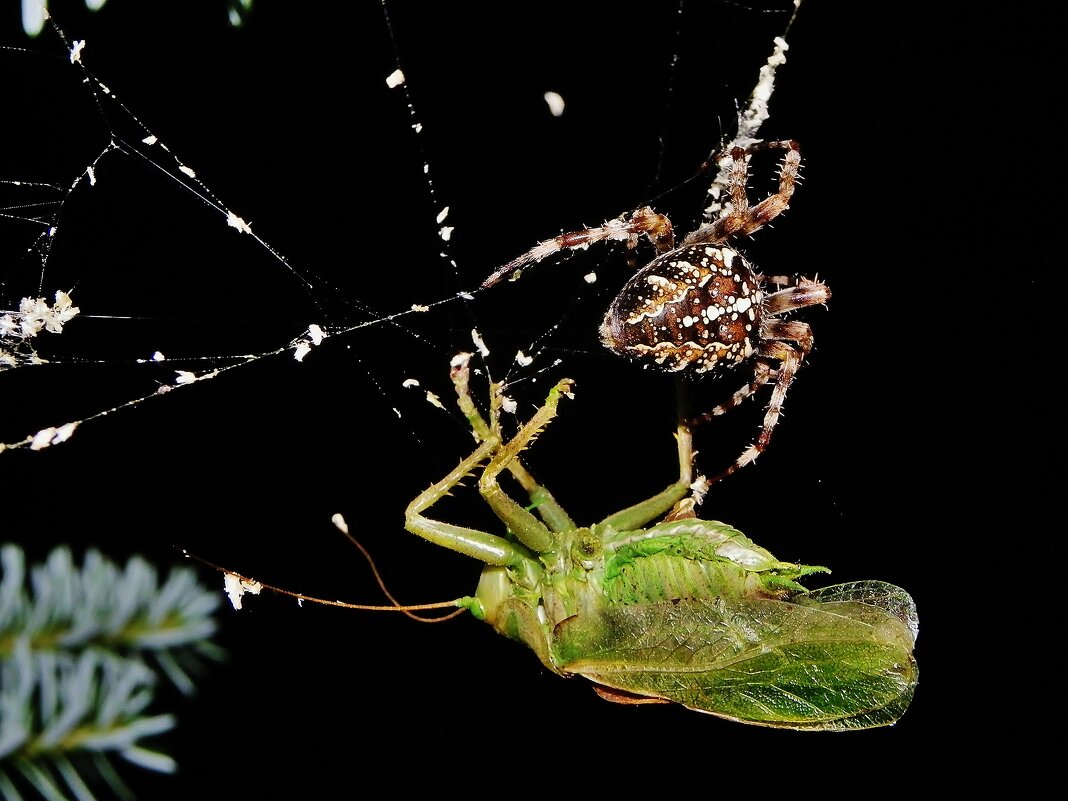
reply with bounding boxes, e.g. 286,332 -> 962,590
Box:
483,140 -> 830,487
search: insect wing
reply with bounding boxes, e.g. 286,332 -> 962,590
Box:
553,581 -> 917,730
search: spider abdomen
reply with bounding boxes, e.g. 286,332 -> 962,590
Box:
599,244 -> 764,374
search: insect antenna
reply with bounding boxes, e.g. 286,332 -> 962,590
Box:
179,515 -> 467,623
328,513 -> 466,622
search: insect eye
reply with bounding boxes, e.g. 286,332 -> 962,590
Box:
574,533 -> 599,559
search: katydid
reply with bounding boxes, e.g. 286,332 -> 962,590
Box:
400,353 -> 918,730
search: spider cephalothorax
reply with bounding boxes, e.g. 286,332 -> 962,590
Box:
483,140 -> 829,484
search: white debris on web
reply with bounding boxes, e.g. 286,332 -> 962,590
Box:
2,291 -> 81,369
690,475 -> 710,507
470,329 -> 490,358
438,226 -> 454,242
3,30 -> 474,453
29,422 -> 80,451
543,91 -> 565,117
704,29 -> 794,223
401,378 -> 420,388
583,272 -> 597,284
223,572 -> 263,611
293,324 -> 327,362
425,391 -> 444,410
737,36 -> 790,145
500,395 -> 517,414
1,291 -> 80,340
515,350 -> 533,368
226,211 -> 253,234
457,291 -> 474,301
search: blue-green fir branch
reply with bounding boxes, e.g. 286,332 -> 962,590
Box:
1,643 -> 175,798
0,545 -> 222,695
0,545 -> 223,800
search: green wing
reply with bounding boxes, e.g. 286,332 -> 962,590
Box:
552,581 -> 918,730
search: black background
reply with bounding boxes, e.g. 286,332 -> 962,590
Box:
1,1 -> 1050,796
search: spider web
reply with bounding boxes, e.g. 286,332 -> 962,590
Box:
3,5 -> 799,435
2,2 -> 807,510
1,21 -> 463,454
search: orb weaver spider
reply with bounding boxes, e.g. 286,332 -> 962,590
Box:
483,139 -> 830,485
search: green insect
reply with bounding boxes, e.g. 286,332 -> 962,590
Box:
403,353 -> 918,730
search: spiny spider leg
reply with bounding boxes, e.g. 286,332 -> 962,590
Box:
482,207 -> 674,288
687,361 -> 777,427
699,338 -> 803,485
763,276 -> 830,317
683,139 -> 800,246
688,282 -> 823,485
687,321 -> 815,484
686,274 -> 823,427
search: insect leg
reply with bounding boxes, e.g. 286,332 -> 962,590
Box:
478,378 -> 575,554
450,353 -> 576,533
404,438 -> 541,570
598,416 -> 695,531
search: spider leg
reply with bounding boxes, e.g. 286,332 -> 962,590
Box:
764,276 -> 831,318
687,361 -> 777,427
683,139 -> 800,246
482,206 -> 674,288
704,338 -> 802,486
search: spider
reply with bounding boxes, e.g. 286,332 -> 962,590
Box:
481,139 -> 830,485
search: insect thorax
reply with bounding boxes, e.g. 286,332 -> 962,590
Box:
599,244 -> 764,373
